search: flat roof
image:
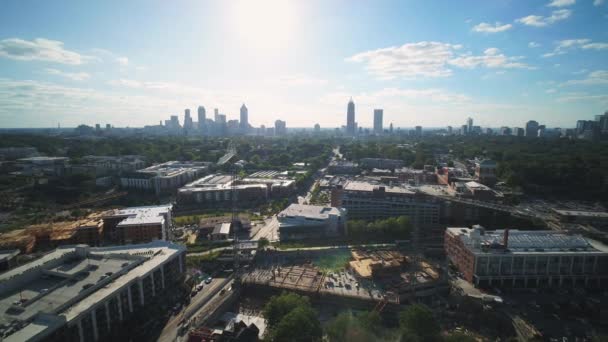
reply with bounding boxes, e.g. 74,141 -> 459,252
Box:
343,181 -> 415,194
105,204 -> 171,226
553,209 -> 608,218
279,204 -> 342,220
447,227 -> 608,255
0,242 -> 185,341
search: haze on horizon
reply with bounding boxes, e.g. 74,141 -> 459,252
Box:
0,0 -> 607,129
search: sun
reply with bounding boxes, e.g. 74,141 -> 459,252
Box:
229,0 -> 298,52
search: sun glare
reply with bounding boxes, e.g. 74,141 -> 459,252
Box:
230,0 -> 298,51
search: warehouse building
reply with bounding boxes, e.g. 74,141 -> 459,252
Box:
0,241 -> 186,342
445,226 -> 608,289
277,204 -> 347,241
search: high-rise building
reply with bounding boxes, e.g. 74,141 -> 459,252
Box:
467,117 -> 473,135
447,126 -> 452,134
389,123 -> 393,134
346,98 -> 356,135
184,109 -> 193,130
415,126 -> 422,137
525,120 -> 539,137
275,120 -> 287,136
314,123 -> 321,133
214,108 -> 219,122
197,106 -> 206,131
373,109 -> 383,134
240,104 -> 249,132
170,115 -> 180,130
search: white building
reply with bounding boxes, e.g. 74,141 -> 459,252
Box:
0,241 -> 186,342
120,161 -> 210,194
277,204 -> 347,241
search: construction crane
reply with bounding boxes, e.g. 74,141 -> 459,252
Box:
219,140 -> 243,279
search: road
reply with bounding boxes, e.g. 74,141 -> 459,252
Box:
157,277 -> 228,342
250,216 -> 280,242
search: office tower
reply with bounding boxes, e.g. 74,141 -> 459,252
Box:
275,120 -> 287,136
314,123 -> 320,133
461,125 -> 468,135
95,124 -> 100,132
389,123 -> 393,134
184,109 -> 193,130
467,117 -> 473,134
373,109 -> 383,134
346,98 -> 356,135
537,125 -> 546,137
525,120 -> 539,137
214,108 -> 219,122
447,126 -> 452,134
197,106 -> 206,130
415,126 -> 422,137
170,115 -> 180,130
105,124 -> 111,130
240,104 -> 249,132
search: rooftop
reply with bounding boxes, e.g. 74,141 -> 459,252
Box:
447,227 -> 608,255
104,204 -> 172,226
0,242 -> 185,341
343,181 -> 415,194
552,209 -> 608,218
278,204 -> 342,220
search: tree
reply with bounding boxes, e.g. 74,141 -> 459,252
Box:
399,304 -> 441,342
263,292 -> 311,328
444,332 -> 476,342
258,237 -> 269,249
272,305 -> 322,342
325,311 -> 381,342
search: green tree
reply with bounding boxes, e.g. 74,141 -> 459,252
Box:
272,305 -> 322,342
263,292 -> 311,328
399,304 -> 441,342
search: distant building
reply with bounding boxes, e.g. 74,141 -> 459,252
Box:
445,227 -> 608,288
102,204 -> 173,244
0,242 -> 185,342
499,127 -> 511,136
346,98 -> 356,136
274,120 -> 287,136
183,109 -> 193,130
314,123 -> 320,133
525,120 -> 539,137
327,160 -> 360,175
16,157 -> 69,178
240,104 -> 249,133
335,181 -> 440,226
415,126 -> 422,137
277,204 -> 347,240
82,155 -> 145,175
373,109 -> 383,134
552,209 -> 608,228
512,127 -> 524,137
0,147 -> 38,160
120,161 -> 210,194
467,117 -> 473,135
474,159 -> 497,186
197,106 -> 206,131
360,158 -> 404,170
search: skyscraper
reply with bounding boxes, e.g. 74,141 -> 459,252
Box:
275,120 -> 287,136
373,109 -> 383,134
346,98 -> 356,135
197,106 -> 206,131
467,117 -> 473,135
214,108 -> 219,122
240,104 -> 249,132
314,123 -> 320,133
525,120 -> 539,137
184,109 -> 193,130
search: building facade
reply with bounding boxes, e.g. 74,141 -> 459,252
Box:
373,109 -> 383,134
277,204 -> 347,240
0,242 -> 186,342
120,161 -> 210,194
445,227 -> 608,289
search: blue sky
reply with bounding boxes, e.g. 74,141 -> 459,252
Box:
0,0 -> 607,128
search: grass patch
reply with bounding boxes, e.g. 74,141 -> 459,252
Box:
315,249 -> 352,273
186,251 -> 221,268
186,240 -> 231,254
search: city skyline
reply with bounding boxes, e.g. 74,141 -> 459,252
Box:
1,0 -> 607,128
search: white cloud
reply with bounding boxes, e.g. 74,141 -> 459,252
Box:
528,42 -> 541,48
582,43 -> 608,50
556,93 -> 608,104
116,57 -> 129,66
542,38 -> 608,57
562,70 -> 608,86
347,42 -> 531,79
546,88 -> 557,93
346,41 -> 460,79
448,48 -> 532,69
44,68 -> 91,81
472,22 -> 513,33
547,0 -> 576,7
0,38 -> 89,64
593,0 -> 604,6
516,9 -> 572,27
272,75 -> 328,87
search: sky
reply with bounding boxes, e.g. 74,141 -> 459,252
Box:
0,0 -> 607,129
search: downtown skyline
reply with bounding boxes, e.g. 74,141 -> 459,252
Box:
1,0 -> 607,129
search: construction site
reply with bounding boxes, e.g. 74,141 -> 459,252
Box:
241,247 -> 447,307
